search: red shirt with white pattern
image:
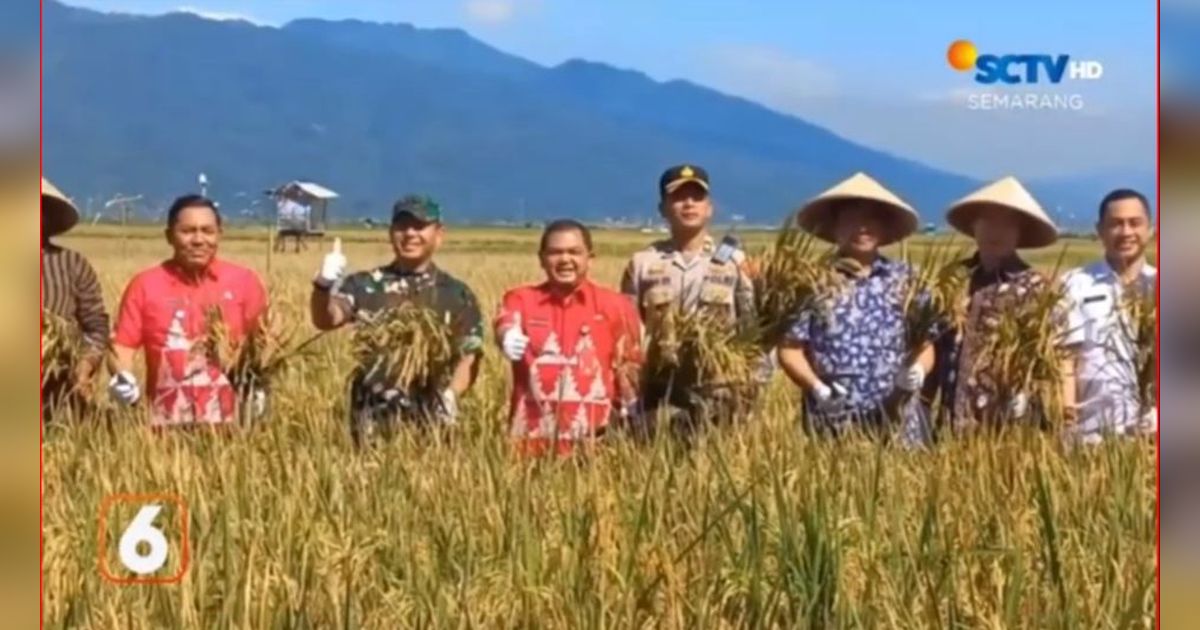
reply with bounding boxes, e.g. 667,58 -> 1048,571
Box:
114,258 -> 267,426
495,280 -> 642,456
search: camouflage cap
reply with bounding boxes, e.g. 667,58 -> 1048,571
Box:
391,195 -> 443,224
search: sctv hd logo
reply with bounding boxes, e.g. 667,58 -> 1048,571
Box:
947,40 -> 1103,83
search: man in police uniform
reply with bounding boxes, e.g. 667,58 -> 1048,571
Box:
311,195 -> 484,445
1061,188 -> 1157,444
621,164 -> 757,437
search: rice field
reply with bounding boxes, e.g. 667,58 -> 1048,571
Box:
42,226 -> 1156,628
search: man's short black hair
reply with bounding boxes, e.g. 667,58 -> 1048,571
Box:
167,194 -> 222,229
539,219 -> 593,253
1098,188 -> 1152,223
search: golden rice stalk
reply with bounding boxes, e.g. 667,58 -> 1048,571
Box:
351,303 -> 458,398
898,237 -> 971,360
42,310 -> 83,389
201,305 -> 236,372
1116,285 -> 1157,412
881,239 -> 970,418
973,281 -> 1069,416
202,304 -> 328,393
643,305 -> 761,397
749,225 -> 843,349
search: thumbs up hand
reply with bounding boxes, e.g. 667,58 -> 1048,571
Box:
314,237 -> 347,289
501,312 -> 530,362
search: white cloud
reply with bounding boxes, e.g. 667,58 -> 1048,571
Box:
463,0 -> 518,25
175,6 -> 265,25
917,87 -> 978,106
700,45 -> 839,104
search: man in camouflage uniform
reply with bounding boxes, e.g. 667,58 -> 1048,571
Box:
310,195 -> 484,444
620,164 -> 758,438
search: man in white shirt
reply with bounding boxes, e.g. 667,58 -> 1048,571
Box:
1062,188 -> 1157,444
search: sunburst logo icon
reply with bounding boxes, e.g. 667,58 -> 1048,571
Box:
947,40 -> 978,71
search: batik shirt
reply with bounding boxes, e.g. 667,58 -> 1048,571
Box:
784,256 -> 913,426
114,259 -> 267,426
929,254 -> 1051,427
42,243 -> 110,407
495,280 -> 642,456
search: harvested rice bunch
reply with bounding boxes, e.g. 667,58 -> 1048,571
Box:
351,303 -> 458,399
202,304 -> 328,393
42,309 -> 83,389
1116,285 -> 1157,412
974,280 -> 1070,416
643,305 -> 762,398
750,226 -> 842,349
201,306 -> 236,371
899,238 -> 971,359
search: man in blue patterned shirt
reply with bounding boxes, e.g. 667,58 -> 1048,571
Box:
778,173 -> 934,440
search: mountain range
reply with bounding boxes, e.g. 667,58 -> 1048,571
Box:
40,1 -> 1152,227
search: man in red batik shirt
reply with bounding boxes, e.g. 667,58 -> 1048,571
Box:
110,194 -> 267,427
495,219 -> 642,456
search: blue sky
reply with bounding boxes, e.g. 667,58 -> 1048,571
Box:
61,0 -> 1156,180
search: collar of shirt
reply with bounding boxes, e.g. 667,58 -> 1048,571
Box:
659,235 -> 714,270
1085,259 -> 1157,286
381,261 -> 438,280
164,257 -> 222,283
831,254 -> 896,279
964,252 -> 1029,293
535,279 -> 595,306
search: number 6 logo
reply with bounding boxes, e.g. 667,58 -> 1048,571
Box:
118,505 -> 169,574
98,493 -> 189,584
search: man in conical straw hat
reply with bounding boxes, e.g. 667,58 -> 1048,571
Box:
929,175 -> 1061,431
777,172 -> 932,441
42,177 -> 110,420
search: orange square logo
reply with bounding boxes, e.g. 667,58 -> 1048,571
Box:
97,493 -> 189,584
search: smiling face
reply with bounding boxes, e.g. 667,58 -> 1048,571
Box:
833,201 -> 885,257
660,182 -> 713,233
166,204 -> 221,271
972,206 -> 1022,259
539,227 -> 593,288
389,213 -> 443,267
1097,197 -> 1151,263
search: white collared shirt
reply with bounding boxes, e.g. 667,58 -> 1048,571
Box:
1062,259 -> 1157,442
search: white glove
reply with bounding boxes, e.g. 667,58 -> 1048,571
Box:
894,363 -> 925,393
1008,392 -> 1029,419
314,237 -> 347,289
811,380 -> 848,413
501,313 -> 530,362
1138,407 -> 1158,434
251,389 -> 267,418
108,370 -> 140,405
437,388 -> 458,426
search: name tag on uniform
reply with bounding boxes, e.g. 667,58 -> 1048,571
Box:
644,285 -> 674,307
700,284 -> 733,304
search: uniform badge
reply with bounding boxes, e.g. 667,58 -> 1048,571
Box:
644,285 -> 674,307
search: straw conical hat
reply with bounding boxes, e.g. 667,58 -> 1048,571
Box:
946,176 -> 1058,248
794,172 -> 919,246
42,177 -> 79,237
